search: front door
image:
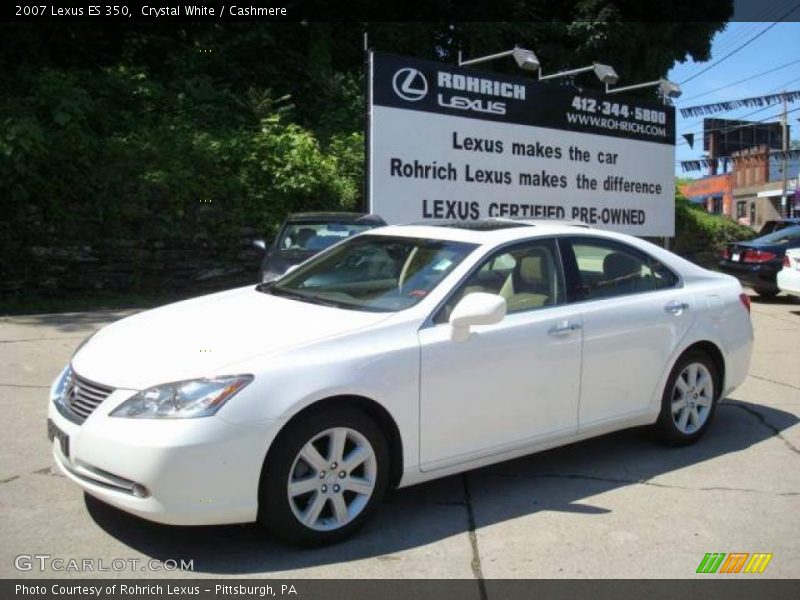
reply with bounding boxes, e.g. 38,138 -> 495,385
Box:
418,238 -> 582,471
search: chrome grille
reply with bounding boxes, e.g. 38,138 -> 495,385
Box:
65,371 -> 114,422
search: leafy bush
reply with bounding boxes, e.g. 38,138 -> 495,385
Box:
0,65 -> 365,299
672,193 -> 756,268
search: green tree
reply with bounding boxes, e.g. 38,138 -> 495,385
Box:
0,6 -> 731,300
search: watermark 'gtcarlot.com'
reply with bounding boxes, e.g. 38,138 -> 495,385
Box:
14,554 -> 194,573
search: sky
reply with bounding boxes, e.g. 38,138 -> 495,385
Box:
666,6 -> 800,178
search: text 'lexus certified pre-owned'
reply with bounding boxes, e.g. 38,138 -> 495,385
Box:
48,220 -> 753,544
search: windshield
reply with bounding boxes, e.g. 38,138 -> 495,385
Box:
755,225 -> 800,245
264,235 -> 476,312
277,222 -> 375,252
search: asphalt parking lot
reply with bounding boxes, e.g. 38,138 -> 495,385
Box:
1,291 -> 798,579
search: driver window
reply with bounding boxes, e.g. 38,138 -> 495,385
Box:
436,239 -> 563,323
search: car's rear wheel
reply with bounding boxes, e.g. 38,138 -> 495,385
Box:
258,406 -> 389,545
654,350 -> 719,445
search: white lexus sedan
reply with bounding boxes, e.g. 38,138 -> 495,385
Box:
48,221 -> 753,545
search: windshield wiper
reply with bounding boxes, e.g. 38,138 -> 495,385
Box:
266,286 -> 343,308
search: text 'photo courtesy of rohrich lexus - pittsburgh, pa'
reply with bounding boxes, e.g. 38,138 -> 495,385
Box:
47,220 -> 753,545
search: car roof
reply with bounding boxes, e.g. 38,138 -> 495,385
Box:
405,219 -> 531,231
369,220 -> 603,245
285,212 -> 372,223
365,219 -> 714,281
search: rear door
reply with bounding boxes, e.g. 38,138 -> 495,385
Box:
560,236 -> 695,428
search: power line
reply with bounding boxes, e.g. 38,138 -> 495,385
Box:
695,19 -> 767,56
681,21 -> 761,75
679,22 -> 779,85
677,76 -> 800,138
679,3 -> 800,85
769,75 -> 800,92
678,58 -> 800,103
679,89 -> 800,119
674,4 -> 792,82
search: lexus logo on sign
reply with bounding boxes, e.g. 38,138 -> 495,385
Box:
392,68 -> 428,102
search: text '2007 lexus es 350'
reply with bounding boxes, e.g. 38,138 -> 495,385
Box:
48,220 -> 753,545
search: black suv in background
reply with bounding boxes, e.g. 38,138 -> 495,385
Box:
254,212 -> 386,283
759,217 -> 800,236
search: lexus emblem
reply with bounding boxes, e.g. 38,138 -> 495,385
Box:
392,68 -> 428,102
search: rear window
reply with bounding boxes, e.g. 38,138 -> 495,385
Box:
278,222 -> 375,251
755,226 -> 800,245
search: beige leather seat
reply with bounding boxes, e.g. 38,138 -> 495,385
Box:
499,251 -> 554,312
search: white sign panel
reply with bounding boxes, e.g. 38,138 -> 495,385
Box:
368,52 -> 676,236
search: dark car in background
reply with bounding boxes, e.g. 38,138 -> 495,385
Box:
719,225 -> 800,297
254,212 -> 386,283
759,217 -> 800,236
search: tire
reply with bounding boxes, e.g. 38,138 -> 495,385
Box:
654,350 -> 720,446
754,288 -> 778,298
258,406 -> 389,546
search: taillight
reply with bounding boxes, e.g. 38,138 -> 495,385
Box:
743,249 -> 777,263
721,247 -> 731,259
783,255 -> 791,268
739,293 -> 751,314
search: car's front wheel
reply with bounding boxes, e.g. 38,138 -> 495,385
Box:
258,406 -> 389,545
654,350 -> 720,445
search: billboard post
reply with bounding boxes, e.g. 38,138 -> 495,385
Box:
367,52 -> 676,236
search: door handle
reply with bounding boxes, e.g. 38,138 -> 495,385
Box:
664,300 -> 689,315
548,320 -> 581,336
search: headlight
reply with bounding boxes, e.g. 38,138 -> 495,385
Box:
51,365 -> 72,406
110,375 -> 253,419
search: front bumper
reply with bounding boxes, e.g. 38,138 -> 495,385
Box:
47,392 -> 282,526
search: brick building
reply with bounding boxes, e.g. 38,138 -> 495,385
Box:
680,117 -> 798,229
680,145 -> 799,229
731,145 -> 800,228
679,173 -> 734,217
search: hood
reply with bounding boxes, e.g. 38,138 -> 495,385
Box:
71,286 -> 391,390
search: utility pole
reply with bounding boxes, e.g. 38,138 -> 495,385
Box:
781,92 -> 788,217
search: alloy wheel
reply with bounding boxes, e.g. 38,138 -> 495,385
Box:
671,362 -> 714,435
286,427 -> 378,531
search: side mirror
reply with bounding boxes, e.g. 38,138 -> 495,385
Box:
252,239 -> 267,252
449,293 -> 506,342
